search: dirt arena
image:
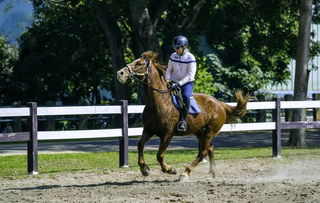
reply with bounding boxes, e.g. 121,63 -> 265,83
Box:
1,153 -> 320,202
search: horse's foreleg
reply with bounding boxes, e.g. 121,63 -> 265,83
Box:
157,135 -> 176,175
138,130 -> 153,176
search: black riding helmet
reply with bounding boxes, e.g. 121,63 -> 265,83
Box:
172,35 -> 188,48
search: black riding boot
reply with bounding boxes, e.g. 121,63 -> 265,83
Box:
177,102 -> 190,132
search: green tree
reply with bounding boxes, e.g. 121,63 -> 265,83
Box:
5,0 -> 317,106
197,0 -> 299,98
193,56 -> 217,95
10,0 -> 114,105
0,35 -> 18,105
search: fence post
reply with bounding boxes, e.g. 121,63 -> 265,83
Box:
27,102 -> 38,175
272,97 -> 281,158
119,100 -> 129,168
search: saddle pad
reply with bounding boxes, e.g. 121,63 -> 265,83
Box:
171,95 -> 201,114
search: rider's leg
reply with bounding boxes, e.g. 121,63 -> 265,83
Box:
178,82 -> 193,131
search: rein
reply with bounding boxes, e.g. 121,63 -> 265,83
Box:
133,76 -> 170,93
126,58 -> 170,93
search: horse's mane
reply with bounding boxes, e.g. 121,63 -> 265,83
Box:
142,51 -> 167,80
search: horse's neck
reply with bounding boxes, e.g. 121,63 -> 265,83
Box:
144,70 -> 172,111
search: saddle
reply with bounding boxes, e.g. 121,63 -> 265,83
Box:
171,91 -> 201,114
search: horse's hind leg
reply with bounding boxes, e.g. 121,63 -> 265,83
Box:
180,133 -> 215,181
138,129 -> 153,176
207,144 -> 216,178
157,135 -> 176,175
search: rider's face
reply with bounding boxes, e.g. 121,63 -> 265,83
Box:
174,46 -> 184,55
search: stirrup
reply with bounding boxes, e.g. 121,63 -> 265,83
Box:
177,121 -> 187,132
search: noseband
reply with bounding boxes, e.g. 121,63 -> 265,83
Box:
125,57 -> 169,93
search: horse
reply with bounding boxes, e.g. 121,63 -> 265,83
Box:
117,51 -> 249,181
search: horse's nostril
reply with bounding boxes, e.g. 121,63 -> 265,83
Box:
120,71 -> 124,75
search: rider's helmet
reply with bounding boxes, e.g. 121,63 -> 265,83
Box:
172,35 -> 189,49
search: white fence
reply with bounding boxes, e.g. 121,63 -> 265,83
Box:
1,100 -> 320,140
1,99 -> 320,174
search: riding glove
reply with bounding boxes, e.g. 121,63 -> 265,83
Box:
170,82 -> 180,91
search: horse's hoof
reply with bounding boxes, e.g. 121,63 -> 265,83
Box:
210,172 -> 216,178
141,166 -> 150,176
168,168 -> 177,175
209,169 -> 217,178
179,173 -> 189,182
142,171 -> 149,176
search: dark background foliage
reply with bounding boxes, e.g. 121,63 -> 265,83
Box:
1,0 -> 319,105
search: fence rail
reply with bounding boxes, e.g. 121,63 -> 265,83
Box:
1,99 -> 320,174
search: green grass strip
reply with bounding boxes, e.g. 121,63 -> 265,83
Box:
0,147 -> 319,179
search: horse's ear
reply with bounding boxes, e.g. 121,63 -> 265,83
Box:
142,51 -> 158,61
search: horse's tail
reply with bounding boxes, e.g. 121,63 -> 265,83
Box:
220,91 -> 249,123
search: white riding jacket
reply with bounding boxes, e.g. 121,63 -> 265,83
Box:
166,50 -> 197,86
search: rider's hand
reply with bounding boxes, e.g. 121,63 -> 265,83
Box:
170,82 -> 180,91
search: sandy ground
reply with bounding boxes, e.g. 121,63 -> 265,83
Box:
1,154 -> 320,203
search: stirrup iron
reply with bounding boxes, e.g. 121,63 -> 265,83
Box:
177,121 -> 187,132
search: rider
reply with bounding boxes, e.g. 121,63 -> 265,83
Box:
166,35 -> 197,132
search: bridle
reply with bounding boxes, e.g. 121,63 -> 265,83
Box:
126,57 -> 150,81
125,57 -> 170,93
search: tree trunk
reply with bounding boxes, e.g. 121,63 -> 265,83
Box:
148,0 -> 170,28
96,5 -> 129,103
129,0 -> 161,56
127,0 -> 205,104
128,0 -> 164,104
289,0 -> 312,148
180,0 -> 206,30
160,0 -> 206,62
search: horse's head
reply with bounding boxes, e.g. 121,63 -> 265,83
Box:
117,51 -> 158,84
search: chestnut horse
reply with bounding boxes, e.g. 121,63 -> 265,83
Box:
117,51 -> 248,181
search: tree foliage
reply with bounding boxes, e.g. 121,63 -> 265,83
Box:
9,0 -> 113,105
197,0 -> 299,96
1,0 -> 319,105
0,35 -> 18,104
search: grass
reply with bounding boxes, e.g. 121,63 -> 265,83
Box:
0,147 -> 319,179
